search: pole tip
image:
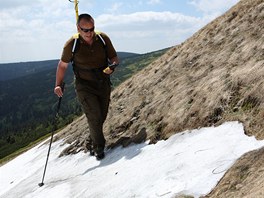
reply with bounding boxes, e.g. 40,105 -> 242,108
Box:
38,183 -> 44,187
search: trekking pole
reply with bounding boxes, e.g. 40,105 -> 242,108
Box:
38,82 -> 65,187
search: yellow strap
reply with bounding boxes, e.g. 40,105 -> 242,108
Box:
74,0 -> 79,23
69,0 -> 79,23
72,33 -> 79,39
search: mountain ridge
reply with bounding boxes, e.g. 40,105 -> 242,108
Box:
0,52 -> 139,81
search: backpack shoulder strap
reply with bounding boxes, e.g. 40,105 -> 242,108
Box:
71,33 -> 80,57
96,31 -> 106,47
95,32 -> 109,65
71,32 -> 106,57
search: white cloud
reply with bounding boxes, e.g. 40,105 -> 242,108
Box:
95,11 -> 208,53
0,0 -> 240,62
96,11 -> 200,27
147,0 -> 162,5
0,0 -> 40,10
188,0 -> 240,14
0,8 -> 209,62
107,2 -> 124,13
0,0 -> 77,62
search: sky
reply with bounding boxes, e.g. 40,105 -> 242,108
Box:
0,0 -> 240,63
1,121 -> 264,198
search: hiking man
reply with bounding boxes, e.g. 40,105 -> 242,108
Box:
54,13 -> 119,160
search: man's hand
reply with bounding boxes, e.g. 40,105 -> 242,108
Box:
54,61 -> 67,97
103,63 -> 118,74
54,85 -> 63,97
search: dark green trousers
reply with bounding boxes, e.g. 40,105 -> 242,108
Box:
75,78 -> 111,150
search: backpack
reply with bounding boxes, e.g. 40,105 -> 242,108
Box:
71,32 -> 107,63
70,32 -> 109,80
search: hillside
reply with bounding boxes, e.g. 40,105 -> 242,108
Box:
56,0 -> 264,197
0,60 -> 58,81
0,50 -> 168,159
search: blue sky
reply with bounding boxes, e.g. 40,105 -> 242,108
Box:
0,0 -> 239,63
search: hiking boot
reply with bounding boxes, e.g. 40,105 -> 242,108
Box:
89,148 -> 95,156
95,151 -> 105,160
87,144 -> 95,156
94,146 -> 105,160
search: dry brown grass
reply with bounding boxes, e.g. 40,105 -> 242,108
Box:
202,147 -> 264,198
56,0 -> 264,196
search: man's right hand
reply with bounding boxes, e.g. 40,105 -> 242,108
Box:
54,61 -> 67,97
54,86 -> 63,97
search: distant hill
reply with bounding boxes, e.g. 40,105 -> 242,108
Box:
0,52 -> 139,81
0,60 -> 58,81
117,52 -> 139,59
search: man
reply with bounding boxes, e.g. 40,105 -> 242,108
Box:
54,14 -> 119,160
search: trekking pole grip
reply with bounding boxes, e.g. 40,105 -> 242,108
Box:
56,82 -> 65,117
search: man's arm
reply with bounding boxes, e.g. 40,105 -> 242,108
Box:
109,56 -> 119,65
54,60 -> 68,97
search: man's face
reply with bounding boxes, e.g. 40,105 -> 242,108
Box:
77,19 -> 95,43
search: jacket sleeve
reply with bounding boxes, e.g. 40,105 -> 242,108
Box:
61,37 -> 75,63
100,32 -> 118,59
